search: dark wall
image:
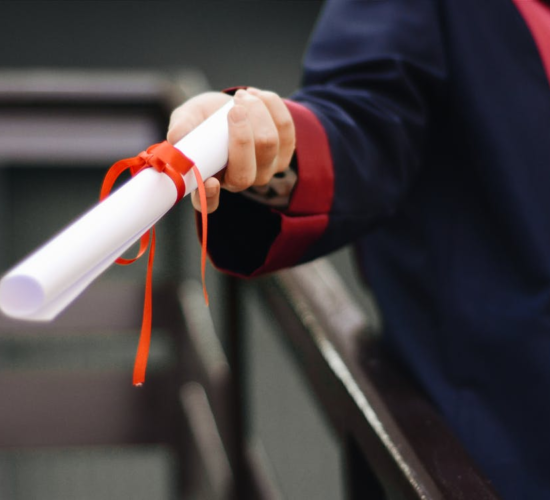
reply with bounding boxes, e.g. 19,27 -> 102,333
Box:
1,1 -> 324,95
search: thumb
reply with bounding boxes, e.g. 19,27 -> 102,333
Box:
191,177 -> 221,214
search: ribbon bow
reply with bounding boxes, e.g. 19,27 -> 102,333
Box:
100,140 -> 209,386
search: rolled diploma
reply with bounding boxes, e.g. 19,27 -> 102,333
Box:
0,99 -> 234,321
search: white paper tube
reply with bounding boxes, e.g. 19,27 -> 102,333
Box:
0,99 -> 234,321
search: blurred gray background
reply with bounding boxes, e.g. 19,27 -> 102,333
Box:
0,2 -> 373,499
1,2 -> 321,96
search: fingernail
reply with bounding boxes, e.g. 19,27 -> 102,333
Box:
230,105 -> 247,124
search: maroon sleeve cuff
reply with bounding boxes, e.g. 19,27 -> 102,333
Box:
284,100 -> 334,215
250,100 -> 335,275
197,99 -> 335,278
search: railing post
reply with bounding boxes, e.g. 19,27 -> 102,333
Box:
223,274 -> 249,499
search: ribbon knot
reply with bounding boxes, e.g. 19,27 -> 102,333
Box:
136,149 -> 169,176
137,151 -> 155,168
100,140 -> 209,386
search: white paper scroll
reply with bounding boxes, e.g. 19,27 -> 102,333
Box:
0,100 -> 234,321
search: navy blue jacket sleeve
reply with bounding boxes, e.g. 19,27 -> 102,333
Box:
204,0 -> 447,276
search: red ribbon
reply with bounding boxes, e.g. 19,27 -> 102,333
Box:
100,140 -> 209,386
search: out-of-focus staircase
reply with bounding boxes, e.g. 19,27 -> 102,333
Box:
0,282 -> 184,500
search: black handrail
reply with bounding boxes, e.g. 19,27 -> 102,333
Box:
257,259 -> 500,500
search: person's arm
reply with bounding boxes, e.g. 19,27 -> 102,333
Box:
287,0 -> 447,264
168,0 -> 447,277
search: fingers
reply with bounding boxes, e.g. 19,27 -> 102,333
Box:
247,88 -> 296,174
224,88 -> 295,189
168,88 -> 296,215
223,103 -> 257,191
231,89 -> 278,186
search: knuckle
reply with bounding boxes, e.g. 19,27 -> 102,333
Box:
255,170 -> 274,186
279,130 -> 296,152
234,88 -> 249,100
255,130 -> 279,152
278,115 -> 295,135
226,170 -> 255,191
276,157 -> 292,173
233,133 -> 252,148
224,164 -> 256,191
260,90 -> 279,103
236,89 -> 260,106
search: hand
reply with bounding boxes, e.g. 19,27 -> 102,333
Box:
167,88 -> 296,213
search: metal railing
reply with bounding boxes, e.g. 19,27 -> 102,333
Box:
253,260 -> 499,499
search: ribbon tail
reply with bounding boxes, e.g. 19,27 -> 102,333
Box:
117,230 -> 151,265
192,165 -> 209,306
132,227 -> 156,386
99,141 -> 204,386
